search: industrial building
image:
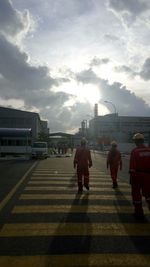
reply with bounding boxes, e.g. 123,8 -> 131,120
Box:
88,113 -> 150,144
78,104 -> 150,149
0,106 -> 49,142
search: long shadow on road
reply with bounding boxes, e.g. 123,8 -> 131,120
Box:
114,186 -> 150,255
46,188 -> 92,266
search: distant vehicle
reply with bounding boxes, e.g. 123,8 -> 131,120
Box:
32,141 -> 48,159
0,128 -> 32,157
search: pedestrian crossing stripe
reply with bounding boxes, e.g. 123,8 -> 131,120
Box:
31,171 -> 106,174
32,170 -> 106,172
0,222 -> 150,237
34,170 -> 105,174
27,181 -> 129,186
31,174 -> 76,177
30,178 -> 112,182
30,176 -> 111,180
31,174 -> 109,178
12,204 -> 144,214
33,173 -> 104,176
35,171 -> 74,173
0,254 -> 150,267
20,194 -> 131,200
24,186 -> 131,191
2,157 -> 150,266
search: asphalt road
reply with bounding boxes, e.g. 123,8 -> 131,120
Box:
0,152 -> 130,201
92,151 -> 130,182
0,153 -> 150,267
0,158 -> 36,202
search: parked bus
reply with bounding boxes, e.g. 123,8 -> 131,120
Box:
0,128 -> 32,156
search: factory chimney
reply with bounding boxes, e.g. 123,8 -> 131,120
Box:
94,103 -> 98,117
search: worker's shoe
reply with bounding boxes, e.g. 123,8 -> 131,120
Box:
133,212 -> 145,221
146,201 -> 150,211
78,187 -> 83,194
112,182 -> 118,188
84,184 -> 89,190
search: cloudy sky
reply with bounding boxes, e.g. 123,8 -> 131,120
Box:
0,0 -> 150,133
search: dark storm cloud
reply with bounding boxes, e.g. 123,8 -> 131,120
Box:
24,91 -> 70,109
114,65 -> 136,77
76,68 -> 100,84
0,34 -> 77,131
0,35 -> 58,98
114,58 -> 150,81
0,33 -> 92,132
40,100 -> 93,132
90,57 -> 110,67
0,33 -> 73,123
76,68 -> 150,116
0,0 -> 30,37
117,57 -> 150,81
107,0 -> 149,16
139,57 -> 150,81
0,0 -> 93,133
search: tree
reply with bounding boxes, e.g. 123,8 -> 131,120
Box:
38,132 -> 49,143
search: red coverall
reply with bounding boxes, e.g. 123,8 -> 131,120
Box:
107,149 -> 122,183
74,147 -> 92,190
129,144 -> 150,214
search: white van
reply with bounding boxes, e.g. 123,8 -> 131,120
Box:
32,141 -> 48,159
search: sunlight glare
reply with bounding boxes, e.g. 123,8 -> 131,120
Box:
82,84 -> 101,105
98,104 -> 110,115
53,81 -> 101,105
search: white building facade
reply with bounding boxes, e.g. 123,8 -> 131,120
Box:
89,113 -> 150,144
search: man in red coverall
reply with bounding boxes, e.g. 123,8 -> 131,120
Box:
107,141 -> 122,188
129,133 -> 150,219
74,138 -> 92,193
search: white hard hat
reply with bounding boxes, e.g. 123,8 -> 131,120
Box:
133,133 -> 144,140
111,140 -> 117,146
81,137 -> 87,144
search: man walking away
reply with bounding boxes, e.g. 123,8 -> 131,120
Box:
74,138 -> 92,193
129,133 -> 150,220
107,141 -> 122,188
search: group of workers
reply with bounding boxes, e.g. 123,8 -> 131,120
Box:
73,133 -> 150,220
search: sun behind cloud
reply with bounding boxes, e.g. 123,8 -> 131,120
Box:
53,81 -> 101,106
80,84 -> 101,105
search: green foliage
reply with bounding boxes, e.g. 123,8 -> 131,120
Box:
38,132 -> 49,142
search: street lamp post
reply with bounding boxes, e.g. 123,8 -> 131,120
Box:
104,100 -> 119,140
82,120 -> 87,137
104,101 -> 117,114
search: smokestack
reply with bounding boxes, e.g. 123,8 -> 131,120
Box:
94,103 -> 98,117
81,120 -> 86,129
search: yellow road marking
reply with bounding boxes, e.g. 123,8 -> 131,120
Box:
0,254 -> 150,267
33,171 -> 110,177
32,176 -> 111,180
28,181 -> 129,186
0,222 -> 150,237
33,174 -> 76,176
30,176 -> 111,180
33,174 -> 105,177
24,186 -> 131,191
12,204 -> 137,213
33,170 -> 104,173
20,194 -> 131,200
0,162 -> 37,212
